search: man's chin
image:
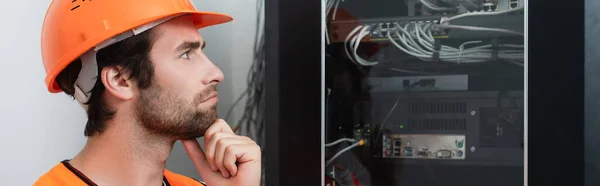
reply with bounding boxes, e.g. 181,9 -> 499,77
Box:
172,112 -> 218,140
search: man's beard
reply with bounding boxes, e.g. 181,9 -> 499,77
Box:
135,83 -> 218,140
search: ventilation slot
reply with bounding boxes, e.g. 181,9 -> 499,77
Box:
407,118 -> 467,131
409,102 -> 467,114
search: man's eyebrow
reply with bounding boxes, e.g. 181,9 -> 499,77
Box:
175,41 -> 204,52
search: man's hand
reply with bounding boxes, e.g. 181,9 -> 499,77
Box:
181,119 -> 261,186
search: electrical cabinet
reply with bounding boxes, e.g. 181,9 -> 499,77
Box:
324,0 -> 524,185
264,0 -> 586,186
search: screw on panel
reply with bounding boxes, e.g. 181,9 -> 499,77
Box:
470,110 -> 476,115
470,146 -> 476,152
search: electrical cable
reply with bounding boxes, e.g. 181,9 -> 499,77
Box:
419,0 -> 456,12
344,25 -> 364,65
381,22 -> 524,64
326,138 -> 357,147
226,88 -> 249,128
332,0 -> 342,20
387,30 -> 430,58
433,24 -> 524,36
346,21 -> 524,66
441,7 -> 524,24
352,25 -> 378,66
326,140 -> 365,166
373,80 -> 433,148
325,0 -> 345,45
341,6 -> 524,67
373,96 -> 400,149
223,0 -> 266,184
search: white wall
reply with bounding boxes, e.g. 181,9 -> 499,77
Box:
0,0 -> 257,184
0,0 -> 87,184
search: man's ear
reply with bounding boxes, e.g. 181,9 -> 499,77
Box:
100,66 -> 134,100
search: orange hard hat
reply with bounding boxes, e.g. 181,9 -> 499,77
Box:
41,0 -> 233,94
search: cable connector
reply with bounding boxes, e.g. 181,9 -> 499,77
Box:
326,139 -> 365,166
439,17 -> 449,25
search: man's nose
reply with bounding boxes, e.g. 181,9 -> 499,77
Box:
202,61 -> 224,85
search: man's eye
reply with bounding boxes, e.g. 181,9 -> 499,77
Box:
182,50 -> 191,59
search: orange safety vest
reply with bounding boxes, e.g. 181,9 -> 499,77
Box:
34,160 -> 206,186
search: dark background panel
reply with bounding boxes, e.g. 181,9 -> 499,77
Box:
529,0 -> 585,186
265,0 -> 322,185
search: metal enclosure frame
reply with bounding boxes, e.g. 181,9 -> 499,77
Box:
585,0 -> 600,185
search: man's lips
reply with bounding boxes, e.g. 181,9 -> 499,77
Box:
201,93 -> 218,102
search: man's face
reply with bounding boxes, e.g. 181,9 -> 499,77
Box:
135,15 -> 224,139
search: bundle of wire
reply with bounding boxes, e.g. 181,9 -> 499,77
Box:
236,14 -> 265,148
440,6 -> 525,24
418,0 -> 458,13
225,0 -> 266,184
325,138 -> 365,166
344,22 -> 524,65
344,24 -> 379,66
326,0 -> 342,21
226,0 -> 265,146
325,0 -> 344,45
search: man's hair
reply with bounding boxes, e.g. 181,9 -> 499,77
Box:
55,30 -> 157,136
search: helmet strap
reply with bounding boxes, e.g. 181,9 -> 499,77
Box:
73,50 -> 98,110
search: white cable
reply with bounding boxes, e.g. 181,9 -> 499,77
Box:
458,40 -> 482,63
425,25 -> 464,51
387,22 -> 524,63
387,31 -> 431,58
392,27 -> 478,59
415,23 -> 433,51
395,28 -> 421,54
326,0 -> 335,17
394,24 -> 431,55
404,23 -> 431,55
325,24 -> 330,45
352,25 -> 378,66
434,24 -> 524,36
418,23 -> 434,43
332,0 -> 342,20
344,25 -> 363,64
348,21 -> 524,66
441,7 -> 524,24
325,138 -> 356,147
325,0 -> 331,45
419,0 -> 456,12
326,141 -> 361,166
418,23 -> 460,52
424,23 -> 436,42
325,0 -> 338,45
351,26 -> 367,62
